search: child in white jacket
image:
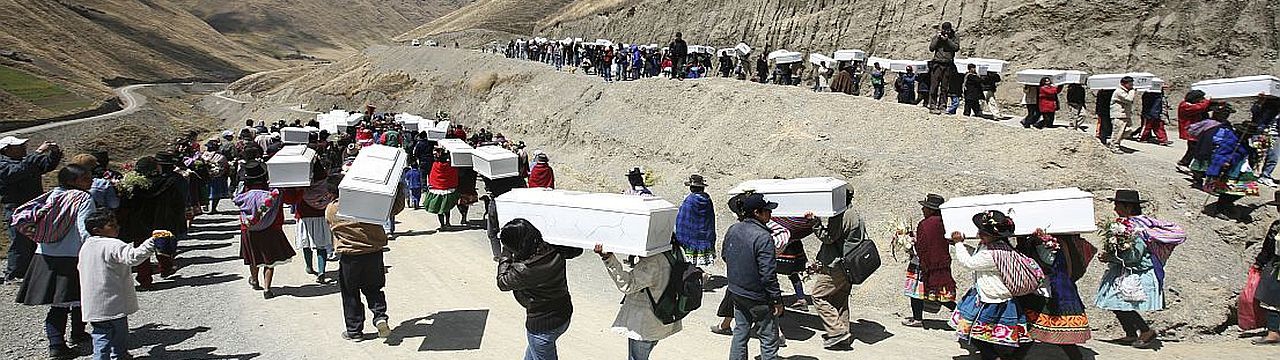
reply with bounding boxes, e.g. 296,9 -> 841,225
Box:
78,209 -> 160,360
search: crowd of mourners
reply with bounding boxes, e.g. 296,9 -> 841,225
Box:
2,22 -> 1279,360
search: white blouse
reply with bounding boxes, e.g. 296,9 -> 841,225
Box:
952,243 -> 1013,303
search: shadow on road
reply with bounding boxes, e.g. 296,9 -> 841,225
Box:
274,283 -> 339,298
148,272 -> 242,291
178,242 -> 233,253
384,309 -> 490,351
180,255 -> 240,267
133,323 -> 261,359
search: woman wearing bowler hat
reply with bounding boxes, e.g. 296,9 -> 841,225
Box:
948,210 -> 1034,359
1094,189 -> 1169,349
902,194 -> 957,328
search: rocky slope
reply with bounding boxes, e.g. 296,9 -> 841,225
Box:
403,0 -> 1279,96
175,0 -> 471,60
0,0 -> 280,119
224,46 -> 1270,339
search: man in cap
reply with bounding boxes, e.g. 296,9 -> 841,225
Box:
0,136 -> 61,282
723,193 -> 784,360
1108,76 -> 1139,154
810,189 -> 867,349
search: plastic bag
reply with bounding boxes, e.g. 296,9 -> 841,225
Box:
1239,266 -> 1266,330
1117,271 -> 1148,302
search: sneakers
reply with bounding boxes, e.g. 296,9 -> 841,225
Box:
341,331 -> 365,342
375,319 -> 392,338
1260,178 -> 1278,188
788,300 -> 810,312
822,332 -> 852,350
1175,165 -> 1192,174
263,289 -> 275,299
48,344 -> 77,359
900,318 -> 924,328
709,325 -> 733,336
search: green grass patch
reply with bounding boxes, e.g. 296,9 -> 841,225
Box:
0,65 -> 95,114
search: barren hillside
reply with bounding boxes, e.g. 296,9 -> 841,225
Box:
175,0 -> 472,60
224,46 -> 1271,340
403,0 -> 1279,94
0,0 -> 279,119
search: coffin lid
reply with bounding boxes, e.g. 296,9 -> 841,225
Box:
727,177 -> 848,195
439,138 -> 473,152
281,127 -> 319,134
809,54 -> 834,67
939,188 -> 1093,209
498,188 -> 677,215
266,145 -> 316,164
1191,75 -> 1280,86
473,146 -> 517,160
962,58 -> 1008,72
1017,69 -> 1066,76
432,120 -> 451,131
866,57 -> 893,67
340,145 -> 407,196
735,43 -> 752,55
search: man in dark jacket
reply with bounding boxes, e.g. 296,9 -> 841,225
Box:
755,55 -> 769,84
927,22 -> 960,113
1066,84 -> 1088,131
962,65 -> 986,118
668,32 -> 688,80
151,152 -> 190,278
497,219 -> 582,359
481,176 -> 527,261
981,72 -> 1002,118
946,71 -> 965,114
0,136 -> 61,282
812,203 -> 864,350
723,193 -> 783,360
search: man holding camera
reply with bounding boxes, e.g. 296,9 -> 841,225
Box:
928,22 -> 960,114
0,137 -> 62,283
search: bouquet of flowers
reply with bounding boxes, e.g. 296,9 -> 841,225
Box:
1031,228 -> 1062,253
885,217 -> 916,262
116,171 -> 151,199
1095,218 -> 1136,256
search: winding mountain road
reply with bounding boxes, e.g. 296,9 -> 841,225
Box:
1,83 -> 152,137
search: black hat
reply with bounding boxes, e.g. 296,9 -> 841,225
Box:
972,210 -> 1015,238
685,174 -> 708,188
241,161 -> 268,182
1106,189 -> 1148,204
919,193 -> 945,210
741,193 -> 778,212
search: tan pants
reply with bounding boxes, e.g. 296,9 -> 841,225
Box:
1109,117 -> 1133,151
983,90 -> 1002,118
811,269 -> 852,337
1068,104 -> 1086,129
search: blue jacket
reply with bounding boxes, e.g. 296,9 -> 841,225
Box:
0,151 -> 62,205
1207,126 -> 1250,177
722,218 -> 782,304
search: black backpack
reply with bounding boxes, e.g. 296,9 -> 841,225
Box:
644,249 -> 704,325
837,218 -> 881,285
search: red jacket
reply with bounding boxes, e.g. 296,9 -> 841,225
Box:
1038,85 -> 1061,113
528,163 -> 555,188
1177,99 -> 1212,140
429,160 -> 459,190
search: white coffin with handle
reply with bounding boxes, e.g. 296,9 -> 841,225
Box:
809,53 -> 834,67
338,113 -> 362,133
1088,72 -> 1156,90
1016,69 -> 1066,85
940,187 -> 1097,238
953,59 -> 990,75
472,146 -> 519,179
496,188 -> 677,257
394,114 -> 427,132
727,177 -> 849,217
265,145 -> 315,188
337,145 -> 408,224
426,120 -> 451,140
439,138 -> 474,167
1060,70 -> 1089,85
769,50 -> 803,64
965,58 -> 1008,73
866,57 -> 893,69
280,127 -> 317,144
1142,77 -> 1166,93
833,49 -> 867,62
735,43 -> 752,56
1190,75 -> 1280,99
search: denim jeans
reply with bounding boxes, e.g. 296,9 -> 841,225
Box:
1262,139 -> 1280,180
524,322 -> 569,360
628,339 -> 657,360
729,303 -> 780,360
1267,309 -> 1280,331
873,85 -> 885,100
4,204 -> 35,279
947,96 -> 962,114
91,317 -> 129,360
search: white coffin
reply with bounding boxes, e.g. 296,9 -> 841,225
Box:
280,127 -> 317,144
496,188 -> 677,257
265,145 -> 315,188
809,53 -> 834,67
735,43 -> 752,56
1142,77 -> 1166,93
964,58 -> 1008,73
940,187 -> 1097,238
337,145 -> 408,224
1088,72 -> 1156,90
954,59 -> 990,75
890,60 -> 928,73
1016,69 -> 1065,85
1060,70 -> 1089,85
439,138 -> 474,167
473,146 -> 519,179
727,177 -> 849,217
768,50 -> 803,64
717,48 -> 735,57
866,57 -> 893,69
394,114 -> 427,133
1191,75 -> 1280,99
338,113 -> 362,133
426,120 -> 451,141
689,45 -> 715,54
833,49 -> 867,62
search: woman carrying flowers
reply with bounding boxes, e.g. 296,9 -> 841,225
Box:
1014,230 -> 1094,360
948,210 -> 1034,360
1094,189 -> 1184,350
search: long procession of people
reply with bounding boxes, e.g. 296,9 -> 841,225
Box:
1,31 -> 1278,360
